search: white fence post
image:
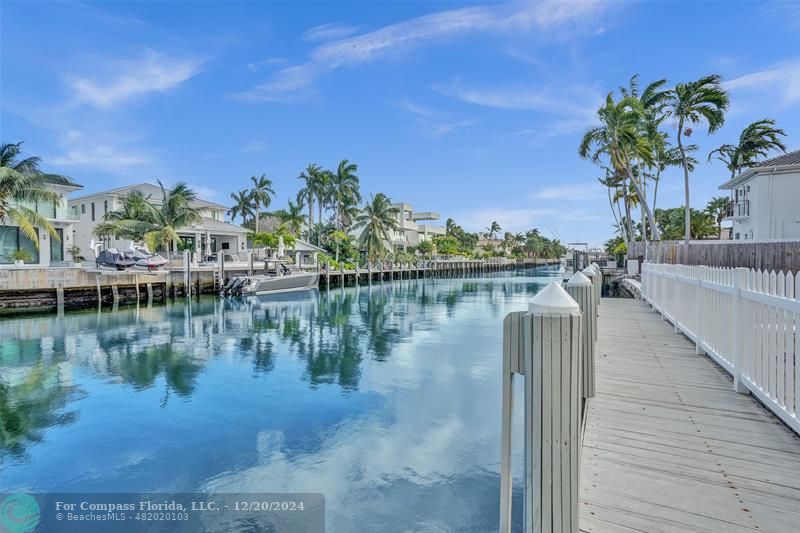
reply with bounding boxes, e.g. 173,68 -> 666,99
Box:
695,266 -> 707,355
500,282 -> 582,533
733,267 -> 749,394
581,266 -> 599,340
566,271 -> 595,400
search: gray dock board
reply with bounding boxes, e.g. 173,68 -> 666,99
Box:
580,298 -> 800,533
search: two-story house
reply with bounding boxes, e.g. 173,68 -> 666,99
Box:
68,183 -> 250,259
719,149 -> 800,241
388,202 -> 446,251
0,180 -> 83,266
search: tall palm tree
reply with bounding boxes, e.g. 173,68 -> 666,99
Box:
580,93 -> 661,239
97,181 -> 202,253
353,193 -> 400,262
708,119 -> 787,180
329,160 -> 361,231
228,189 -> 254,225
486,221 -> 501,240
316,169 -> 333,229
297,164 -> 322,229
598,171 -> 627,245
249,174 -> 275,232
665,74 -> 729,243
0,142 -> 76,248
273,200 -> 306,237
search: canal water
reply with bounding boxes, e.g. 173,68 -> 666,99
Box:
0,268 -> 560,532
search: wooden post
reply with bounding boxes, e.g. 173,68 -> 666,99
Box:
733,267 -> 749,394
95,273 -> 102,308
581,266 -> 599,341
500,282 -> 582,533
566,272 -> 595,400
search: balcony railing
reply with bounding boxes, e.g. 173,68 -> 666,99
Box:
725,200 -> 749,218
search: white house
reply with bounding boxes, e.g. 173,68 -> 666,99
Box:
1,181 -> 83,266
719,149 -> 800,241
389,202 -> 446,251
68,183 -> 249,259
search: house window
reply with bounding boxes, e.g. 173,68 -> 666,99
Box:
735,233 -> 740,240
91,202 -> 95,221
0,226 -> 40,264
50,228 -> 64,262
81,204 -> 86,214
104,200 -> 108,214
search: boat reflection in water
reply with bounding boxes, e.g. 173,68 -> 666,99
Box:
0,267 -> 560,532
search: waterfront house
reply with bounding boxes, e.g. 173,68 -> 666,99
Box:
0,180 -> 83,266
68,183 -> 250,259
389,202 -> 445,251
719,148 -> 800,241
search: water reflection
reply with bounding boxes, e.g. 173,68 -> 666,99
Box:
0,268 -> 561,531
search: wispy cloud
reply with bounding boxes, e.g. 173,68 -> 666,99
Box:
398,100 -> 474,137
242,141 -> 268,153
238,0 -> 612,102
530,182 -> 603,201
67,49 -> 205,107
50,130 -> 151,171
303,23 -> 363,42
247,57 -> 288,72
724,59 -> 800,105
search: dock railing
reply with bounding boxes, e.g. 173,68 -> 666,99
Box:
641,262 -> 800,434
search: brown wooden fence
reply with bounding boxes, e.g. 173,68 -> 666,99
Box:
628,240 -> 800,273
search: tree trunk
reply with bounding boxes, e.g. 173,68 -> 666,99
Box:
677,121 -> 691,244
255,201 -> 260,234
625,165 -> 661,240
607,188 -> 626,246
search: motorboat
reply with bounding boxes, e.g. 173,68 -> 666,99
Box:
221,264 -> 319,297
95,248 -> 135,270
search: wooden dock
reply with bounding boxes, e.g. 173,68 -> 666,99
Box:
580,297 -> 800,532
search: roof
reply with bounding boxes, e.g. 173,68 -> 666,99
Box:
719,148 -> 800,189
186,217 -> 250,234
70,182 -> 228,210
291,239 -> 325,253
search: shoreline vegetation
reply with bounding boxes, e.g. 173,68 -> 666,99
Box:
582,74 -> 787,259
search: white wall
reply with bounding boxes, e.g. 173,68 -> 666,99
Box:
730,170 -> 800,241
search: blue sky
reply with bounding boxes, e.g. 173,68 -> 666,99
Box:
2,0 -> 799,246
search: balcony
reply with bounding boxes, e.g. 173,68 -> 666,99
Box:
725,200 -> 750,219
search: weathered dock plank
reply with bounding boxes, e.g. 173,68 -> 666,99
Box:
580,298 -> 800,533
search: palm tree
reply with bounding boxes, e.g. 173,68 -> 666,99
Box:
708,119 -> 787,180
273,200 -> 306,237
249,174 -> 275,232
598,171 -> 627,245
228,189 -> 254,225
705,196 -> 729,239
665,74 -> 729,243
329,160 -> 361,231
580,93 -> 661,239
97,181 -> 202,253
297,164 -> 322,229
486,221 -> 501,240
501,232 -> 516,255
353,193 -> 400,262
0,142 -> 76,248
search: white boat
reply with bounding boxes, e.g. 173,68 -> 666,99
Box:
242,271 -> 319,296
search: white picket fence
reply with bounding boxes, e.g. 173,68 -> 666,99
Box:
641,262 -> 800,434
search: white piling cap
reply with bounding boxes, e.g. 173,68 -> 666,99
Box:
567,271 -> 592,287
529,282 -> 580,315
591,262 -> 599,269
581,266 -> 597,277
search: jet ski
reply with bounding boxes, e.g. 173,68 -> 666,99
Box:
96,248 -> 135,270
129,247 -> 168,271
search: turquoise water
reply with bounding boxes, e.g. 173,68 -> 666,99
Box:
0,268 -> 560,531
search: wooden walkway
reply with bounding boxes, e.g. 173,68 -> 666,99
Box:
580,298 -> 800,533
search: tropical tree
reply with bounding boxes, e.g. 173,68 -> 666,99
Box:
353,193 -> 400,263
579,93 -> 661,240
664,74 -> 729,243
501,232 -> 516,255
96,181 -> 202,252
705,196 -> 729,238
328,160 -> 361,231
249,174 -> 275,232
273,200 -> 306,237
708,118 -> 787,179
228,189 -> 254,225
297,163 -> 322,229
485,221 -> 501,240
328,229 -> 349,263
0,142 -> 76,248
417,239 -> 434,259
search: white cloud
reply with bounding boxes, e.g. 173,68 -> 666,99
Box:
247,57 -> 288,72
433,119 -> 474,136
531,182 -> 603,201
398,100 -> 474,137
242,141 -> 268,153
67,50 -> 204,107
724,59 -> 800,105
303,23 -> 362,42
238,0 -> 612,101
50,130 -> 151,171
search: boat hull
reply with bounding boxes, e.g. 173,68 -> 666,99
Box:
243,272 -> 319,296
